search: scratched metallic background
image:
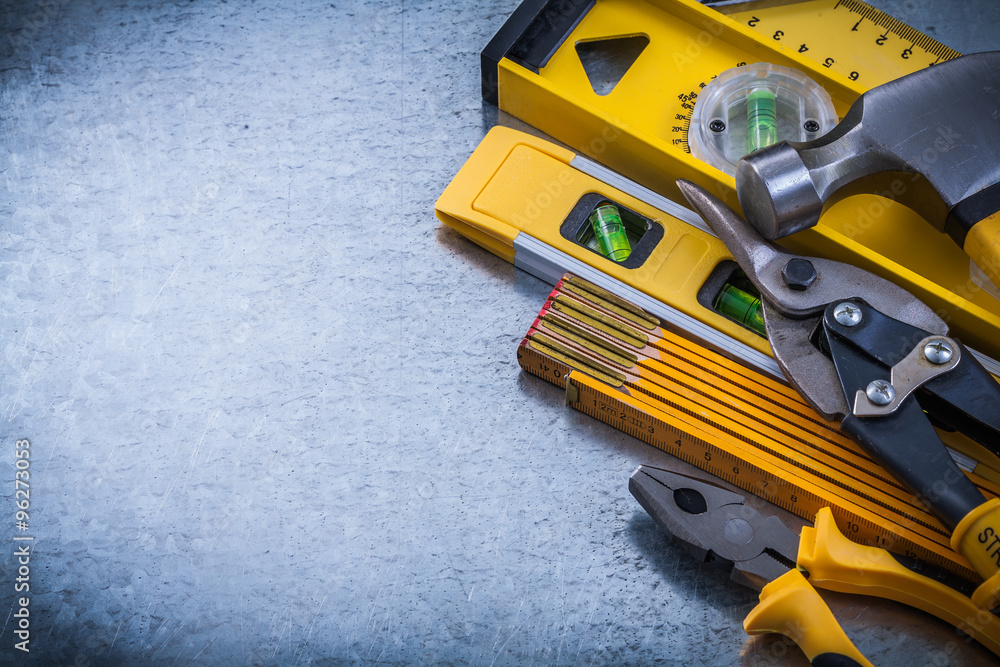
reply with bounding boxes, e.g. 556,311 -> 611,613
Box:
0,0 -> 999,665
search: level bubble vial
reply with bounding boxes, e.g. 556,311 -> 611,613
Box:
688,62 -> 838,175
713,283 -> 766,338
588,203 -> 632,261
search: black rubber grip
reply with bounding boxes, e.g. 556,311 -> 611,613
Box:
812,654 -> 865,667
480,0 -> 594,105
945,180 -> 1000,246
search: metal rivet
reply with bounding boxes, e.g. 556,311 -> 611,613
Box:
709,119 -> 726,133
803,119 -> 820,133
833,302 -> 863,327
723,517 -> 754,545
923,339 -> 954,365
865,380 -> 896,406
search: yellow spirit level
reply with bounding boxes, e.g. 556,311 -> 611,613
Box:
478,0 -> 1000,359
436,126 -> 782,376
434,126 -> 1000,379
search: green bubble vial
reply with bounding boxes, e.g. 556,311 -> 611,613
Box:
747,87 -> 778,153
713,284 -> 766,337
589,203 -> 632,262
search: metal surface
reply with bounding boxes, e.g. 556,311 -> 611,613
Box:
736,51 -> 1000,239
863,379 -> 897,407
1,0 -> 999,665
834,302 -> 863,327
925,339 -> 955,365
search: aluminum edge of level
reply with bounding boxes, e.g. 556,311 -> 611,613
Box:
512,232 -> 784,379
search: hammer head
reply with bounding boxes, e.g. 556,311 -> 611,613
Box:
735,52 -> 1000,248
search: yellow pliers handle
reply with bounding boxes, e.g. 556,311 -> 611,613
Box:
745,508 -> 1000,664
745,568 -> 872,667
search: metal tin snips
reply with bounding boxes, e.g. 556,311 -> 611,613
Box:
676,179 -> 1000,611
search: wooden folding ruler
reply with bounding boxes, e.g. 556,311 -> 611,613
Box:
517,274 -> 1000,580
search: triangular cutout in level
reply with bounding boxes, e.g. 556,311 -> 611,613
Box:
576,35 -> 649,96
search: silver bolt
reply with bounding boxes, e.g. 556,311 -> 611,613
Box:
865,380 -> 896,406
834,302 -> 863,327
923,339 -> 954,365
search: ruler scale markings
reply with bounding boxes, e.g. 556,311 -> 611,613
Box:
568,360 -> 968,569
547,281 -> 1000,498
621,375 -> 953,535
729,0 -> 959,86
551,286 -> 867,447
548,324 -> 968,560
557,278 -> 799,400
630,359 -> 870,467
628,361 -> 904,493
561,365 -> 975,578
553,318 -> 1000,500
590,356 -> 949,529
549,289 -> 1000,497
524,325 -> 941,536
517,276 -> 1000,579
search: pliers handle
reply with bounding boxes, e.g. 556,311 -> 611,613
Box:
745,508 -> 1000,664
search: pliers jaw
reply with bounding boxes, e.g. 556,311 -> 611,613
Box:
629,465 -> 799,591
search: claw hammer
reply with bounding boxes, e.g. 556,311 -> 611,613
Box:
736,51 -> 1000,289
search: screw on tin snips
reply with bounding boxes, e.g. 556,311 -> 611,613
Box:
676,179 -> 1000,611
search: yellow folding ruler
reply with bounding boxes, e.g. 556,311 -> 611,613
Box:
518,273 -> 1000,580
477,0 -> 1000,360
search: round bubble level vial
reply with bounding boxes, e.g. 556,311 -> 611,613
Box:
688,63 -> 838,175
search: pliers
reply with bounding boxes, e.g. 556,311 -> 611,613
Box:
630,464 -> 1000,665
675,180 -> 1000,610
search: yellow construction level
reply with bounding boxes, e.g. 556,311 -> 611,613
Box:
476,0 -> 1000,360
436,126 -> 776,365
435,126 -> 1000,378
518,274 -> 1000,580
